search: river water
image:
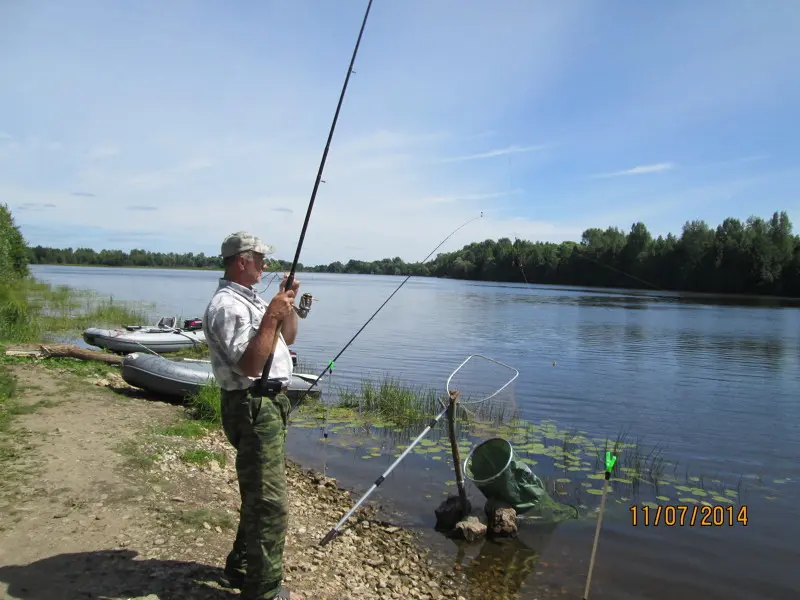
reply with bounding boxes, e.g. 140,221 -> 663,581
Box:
29,265 -> 800,599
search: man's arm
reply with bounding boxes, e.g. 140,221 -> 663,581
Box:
281,308 -> 298,345
237,313 -> 283,378
237,288 -> 296,377
277,273 -> 300,345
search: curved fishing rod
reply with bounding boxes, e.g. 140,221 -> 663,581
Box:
252,0 -> 374,396
296,211 -> 484,401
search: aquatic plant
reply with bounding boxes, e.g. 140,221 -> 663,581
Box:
0,277 -> 150,344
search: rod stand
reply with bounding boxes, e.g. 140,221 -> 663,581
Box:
446,390 -> 469,518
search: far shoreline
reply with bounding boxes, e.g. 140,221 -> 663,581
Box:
28,263 -> 800,304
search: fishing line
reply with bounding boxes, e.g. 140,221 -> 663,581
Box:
255,270 -> 281,294
514,249 -> 669,293
251,0 -> 374,396
322,359 -> 334,475
296,211 -> 484,402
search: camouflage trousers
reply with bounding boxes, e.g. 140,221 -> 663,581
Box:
220,388 -> 290,599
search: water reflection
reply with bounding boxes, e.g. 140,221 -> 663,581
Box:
450,534 -> 551,600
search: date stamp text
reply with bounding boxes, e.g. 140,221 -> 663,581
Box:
630,504 -> 748,526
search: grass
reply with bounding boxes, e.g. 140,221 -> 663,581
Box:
181,448 -> 227,468
0,365 -> 19,433
1,276 -> 151,345
157,420 -> 213,439
172,506 -> 235,531
296,372 -> 517,431
0,364 -> 53,503
117,438 -> 162,471
185,379 -> 222,426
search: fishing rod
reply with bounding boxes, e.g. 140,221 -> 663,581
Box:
251,0 -> 374,397
295,211 -> 484,405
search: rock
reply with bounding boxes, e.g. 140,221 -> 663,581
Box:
453,516 -> 486,542
434,495 -> 471,532
484,499 -> 518,537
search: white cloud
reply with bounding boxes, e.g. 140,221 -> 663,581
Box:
593,162 -> 675,178
438,144 -> 549,164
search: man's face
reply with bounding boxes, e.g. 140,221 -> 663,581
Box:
239,251 -> 265,285
247,252 -> 264,285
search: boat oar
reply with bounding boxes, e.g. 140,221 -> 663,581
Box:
582,451 -> 616,599
251,0 -> 374,396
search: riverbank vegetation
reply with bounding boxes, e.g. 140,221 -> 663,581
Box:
23,208 -> 800,296
0,203 -> 148,345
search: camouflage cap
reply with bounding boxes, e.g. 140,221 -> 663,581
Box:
220,231 -> 276,258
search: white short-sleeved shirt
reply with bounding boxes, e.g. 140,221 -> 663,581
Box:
203,279 -> 293,391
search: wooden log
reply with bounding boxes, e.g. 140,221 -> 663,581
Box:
3,343 -> 122,365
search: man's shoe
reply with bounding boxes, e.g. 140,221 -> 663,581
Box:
220,568 -> 245,589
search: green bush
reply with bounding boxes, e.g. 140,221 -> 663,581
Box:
0,203 -> 29,280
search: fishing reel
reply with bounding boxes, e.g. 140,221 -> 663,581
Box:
293,292 -> 316,319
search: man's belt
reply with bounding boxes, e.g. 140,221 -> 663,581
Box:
249,377 -> 288,397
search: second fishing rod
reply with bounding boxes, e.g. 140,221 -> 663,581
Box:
294,211 -> 484,404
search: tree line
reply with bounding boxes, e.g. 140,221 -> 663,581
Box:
17,207 -> 800,296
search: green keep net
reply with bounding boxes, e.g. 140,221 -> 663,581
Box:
464,437 -> 577,523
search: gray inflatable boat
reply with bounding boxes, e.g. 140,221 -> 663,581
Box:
121,352 -> 321,403
83,316 -> 206,354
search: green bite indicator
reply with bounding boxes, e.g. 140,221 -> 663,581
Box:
605,451 -> 617,473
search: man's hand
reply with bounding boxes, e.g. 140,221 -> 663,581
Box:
266,288 -> 295,322
279,272 -> 300,295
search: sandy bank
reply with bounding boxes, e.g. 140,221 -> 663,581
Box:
0,362 -> 482,600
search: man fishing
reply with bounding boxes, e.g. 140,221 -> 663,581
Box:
203,231 -> 304,600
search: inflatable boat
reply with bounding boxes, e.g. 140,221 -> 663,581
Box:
83,316 -> 206,354
120,351 -> 320,403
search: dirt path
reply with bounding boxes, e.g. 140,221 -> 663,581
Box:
0,363 -> 476,600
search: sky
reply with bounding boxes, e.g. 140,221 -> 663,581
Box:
1,0 -> 799,265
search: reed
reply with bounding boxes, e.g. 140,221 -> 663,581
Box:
0,276 -> 149,344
